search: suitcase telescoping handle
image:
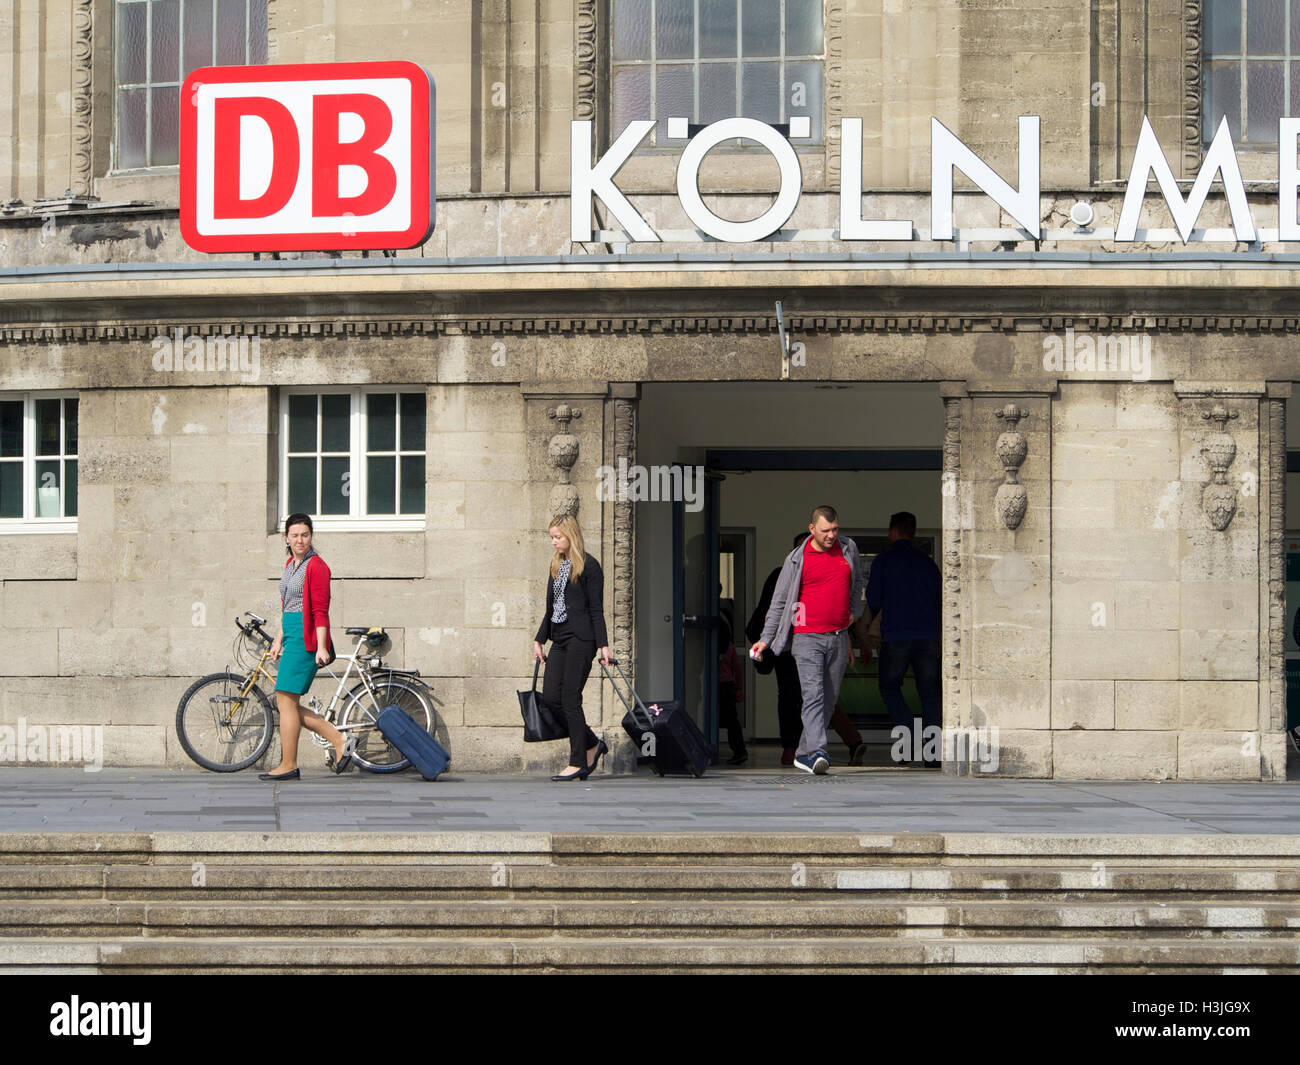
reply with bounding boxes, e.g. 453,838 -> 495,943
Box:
599,657 -> 654,731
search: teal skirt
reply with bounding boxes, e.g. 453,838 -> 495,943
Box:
276,610 -> 320,695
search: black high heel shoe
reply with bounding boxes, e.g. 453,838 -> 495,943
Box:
586,740 -> 609,774
551,764 -> 592,782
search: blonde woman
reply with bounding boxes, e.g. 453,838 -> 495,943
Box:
532,514 -> 612,781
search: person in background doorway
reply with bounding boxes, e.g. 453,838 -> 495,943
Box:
750,506 -> 865,775
865,510 -> 942,769
718,619 -> 748,765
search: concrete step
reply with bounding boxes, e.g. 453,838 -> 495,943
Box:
2,935 -> 1297,974
2,862 -> 1300,899
2,898 -> 1299,938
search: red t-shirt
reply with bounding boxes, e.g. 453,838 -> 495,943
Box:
793,539 -> 852,633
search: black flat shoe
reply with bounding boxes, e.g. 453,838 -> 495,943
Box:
551,765 -> 591,781
258,768 -> 300,781
333,736 -> 358,775
586,740 -> 609,773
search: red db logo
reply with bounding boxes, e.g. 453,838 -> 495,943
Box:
180,61 -> 434,252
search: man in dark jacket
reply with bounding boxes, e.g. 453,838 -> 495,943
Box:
865,511 -> 942,768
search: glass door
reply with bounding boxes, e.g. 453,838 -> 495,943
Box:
673,467 -> 721,757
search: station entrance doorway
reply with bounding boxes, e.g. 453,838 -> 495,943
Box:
634,383 -> 944,766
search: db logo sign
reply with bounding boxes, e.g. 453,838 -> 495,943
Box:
180,61 -> 434,252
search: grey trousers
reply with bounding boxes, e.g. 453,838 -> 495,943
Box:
790,629 -> 850,759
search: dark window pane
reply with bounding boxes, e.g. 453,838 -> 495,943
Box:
399,392 -> 425,451
35,398 -> 60,456
741,60 -> 780,124
151,0 -> 180,82
64,398 -> 78,455
1248,60 -> 1284,141
785,0 -> 823,55
612,0 -> 651,60
366,393 -> 396,451
34,460 -> 60,517
250,0 -> 268,64
320,456 -> 350,515
700,62 -> 738,123
1204,61 -> 1242,142
64,459 -> 77,518
150,84 -> 180,166
118,87 -> 148,169
701,2 -> 738,58
0,401 -> 22,458
216,0 -> 247,65
741,0 -> 781,57
117,1 -> 149,83
657,0 -> 693,60
655,63 -> 694,141
1206,0 -> 1241,53
612,66 -> 651,130
1248,0 -> 1285,53
287,457 -> 316,513
321,393 -> 350,452
287,394 -> 317,452
786,60 -> 823,137
0,463 -> 20,518
366,456 -> 396,514
400,455 -> 425,515
183,0 -> 214,76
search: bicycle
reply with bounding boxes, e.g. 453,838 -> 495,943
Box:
175,611 -> 436,773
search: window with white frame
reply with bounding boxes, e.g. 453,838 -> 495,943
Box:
281,389 -> 427,528
610,0 -> 825,146
1203,0 -> 1298,146
0,394 -> 78,529
115,0 -> 268,169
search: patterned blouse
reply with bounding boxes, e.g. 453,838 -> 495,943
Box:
279,549 -> 317,613
551,558 -> 571,624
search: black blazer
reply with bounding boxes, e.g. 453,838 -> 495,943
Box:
535,555 -> 610,647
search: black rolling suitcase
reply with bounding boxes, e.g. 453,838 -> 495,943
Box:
602,659 -> 709,777
376,705 -> 450,780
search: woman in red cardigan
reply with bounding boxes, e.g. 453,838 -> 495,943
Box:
260,513 -> 356,780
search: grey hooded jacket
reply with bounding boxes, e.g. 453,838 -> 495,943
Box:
758,535 -> 866,655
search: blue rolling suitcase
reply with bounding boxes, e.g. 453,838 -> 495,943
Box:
376,705 -> 450,780
602,659 -> 709,777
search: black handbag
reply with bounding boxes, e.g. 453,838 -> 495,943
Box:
518,660 -> 568,742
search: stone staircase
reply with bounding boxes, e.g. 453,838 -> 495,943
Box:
1,832 -> 1298,973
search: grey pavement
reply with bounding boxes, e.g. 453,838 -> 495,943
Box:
0,765 -> 1297,834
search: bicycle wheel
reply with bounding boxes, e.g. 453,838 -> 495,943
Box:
176,672 -> 275,772
339,677 -> 434,772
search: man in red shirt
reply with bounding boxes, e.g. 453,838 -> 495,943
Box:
750,506 -> 866,774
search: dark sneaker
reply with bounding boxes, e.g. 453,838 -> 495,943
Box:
793,752 -> 818,774
1289,726 -> 1300,755
812,751 -> 830,775
847,741 -> 867,766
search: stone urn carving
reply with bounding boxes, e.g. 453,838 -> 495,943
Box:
1200,404 -> 1239,531
547,404 -> 582,517
993,404 -> 1028,531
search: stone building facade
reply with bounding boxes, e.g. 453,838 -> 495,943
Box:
0,1 -> 1295,778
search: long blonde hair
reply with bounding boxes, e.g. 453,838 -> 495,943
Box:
548,514 -> 586,582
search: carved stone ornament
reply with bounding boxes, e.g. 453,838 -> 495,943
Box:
1200,404 -> 1239,531
547,404 -> 583,517
993,404 -> 1029,531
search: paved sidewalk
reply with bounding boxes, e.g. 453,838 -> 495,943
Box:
0,765 -> 1297,834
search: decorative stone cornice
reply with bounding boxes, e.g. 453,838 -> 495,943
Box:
1183,0 -> 1203,174
824,2 -> 845,187
574,0 -> 599,135
12,314 -> 1300,346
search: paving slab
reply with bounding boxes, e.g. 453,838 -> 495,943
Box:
0,766 -> 1297,834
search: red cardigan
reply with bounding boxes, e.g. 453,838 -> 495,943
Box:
286,554 -> 333,654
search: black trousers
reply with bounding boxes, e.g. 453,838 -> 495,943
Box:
542,620 -> 600,766
774,651 -> 803,748
719,680 -> 747,756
